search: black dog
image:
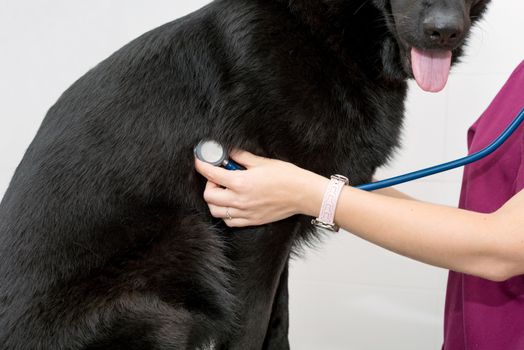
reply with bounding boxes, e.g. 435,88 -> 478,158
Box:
0,0 -> 490,349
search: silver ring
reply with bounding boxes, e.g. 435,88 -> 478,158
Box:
226,208 -> 233,220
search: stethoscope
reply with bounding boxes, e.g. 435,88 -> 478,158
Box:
195,107 -> 524,191
194,140 -> 246,171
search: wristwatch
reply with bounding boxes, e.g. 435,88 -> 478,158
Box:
311,174 -> 349,232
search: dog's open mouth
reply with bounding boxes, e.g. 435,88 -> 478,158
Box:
411,48 -> 452,93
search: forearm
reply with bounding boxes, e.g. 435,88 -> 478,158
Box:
373,186 -> 414,200
197,152 -> 523,281
301,177 -> 516,281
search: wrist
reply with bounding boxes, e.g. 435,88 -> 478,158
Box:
295,172 -> 330,218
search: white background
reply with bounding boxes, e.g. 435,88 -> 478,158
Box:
1,1 -> 523,349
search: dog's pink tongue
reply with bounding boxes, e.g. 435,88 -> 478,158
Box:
411,48 -> 452,93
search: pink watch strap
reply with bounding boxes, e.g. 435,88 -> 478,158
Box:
312,174 -> 349,232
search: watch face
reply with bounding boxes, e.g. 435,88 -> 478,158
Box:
311,219 -> 339,233
331,174 -> 349,185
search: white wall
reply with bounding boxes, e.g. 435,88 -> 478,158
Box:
1,1 -> 523,349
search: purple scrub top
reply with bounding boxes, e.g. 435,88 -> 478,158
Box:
443,60 -> 524,349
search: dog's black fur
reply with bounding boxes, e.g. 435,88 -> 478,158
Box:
0,0 -> 490,349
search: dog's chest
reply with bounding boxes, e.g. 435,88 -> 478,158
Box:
248,80 -> 405,183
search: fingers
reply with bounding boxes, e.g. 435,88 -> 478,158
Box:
203,178 -> 260,228
223,218 -> 253,228
204,180 -> 221,191
207,204 -> 227,220
194,158 -> 237,188
229,149 -> 266,168
207,204 -> 253,228
208,204 -> 240,219
195,149 -> 267,229
203,180 -> 238,207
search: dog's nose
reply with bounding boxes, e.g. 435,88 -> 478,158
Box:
423,15 -> 465,48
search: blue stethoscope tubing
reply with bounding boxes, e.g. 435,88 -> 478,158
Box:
356,107 -> 524,191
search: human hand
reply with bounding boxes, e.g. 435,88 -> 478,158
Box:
194,150 -> 328,227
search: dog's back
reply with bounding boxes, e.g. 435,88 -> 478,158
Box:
0,0 -> 490,349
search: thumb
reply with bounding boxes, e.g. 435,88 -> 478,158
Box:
229,149 -> 267,168
194,157 -> 236,188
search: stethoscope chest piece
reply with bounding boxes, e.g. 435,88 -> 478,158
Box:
194,140 -> 227,166
194,139 -> 244,170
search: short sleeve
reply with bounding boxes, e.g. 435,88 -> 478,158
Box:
513,133 -> 524,193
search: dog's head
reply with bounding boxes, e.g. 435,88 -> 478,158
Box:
283,0 -> 490,92
374,0 -> 490,92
